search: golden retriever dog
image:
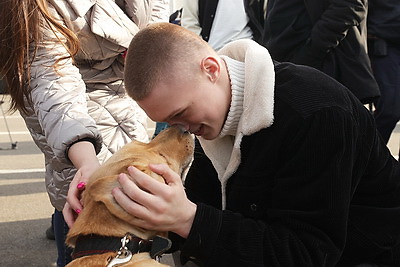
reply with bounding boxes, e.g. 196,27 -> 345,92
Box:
66,126 -> 194,267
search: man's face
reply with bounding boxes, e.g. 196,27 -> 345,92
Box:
138,66 -> 230,140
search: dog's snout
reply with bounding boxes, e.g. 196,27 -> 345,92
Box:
172,124 -> 189,134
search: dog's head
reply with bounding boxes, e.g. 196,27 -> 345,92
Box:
127,125 -> 195,182
67,126 -> 194,245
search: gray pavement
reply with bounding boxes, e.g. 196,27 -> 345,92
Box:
0,96 -> 56,266
0,94 -> 399,266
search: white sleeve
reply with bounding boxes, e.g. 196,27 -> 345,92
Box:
29,23 -> 101,160
181,0 -> 202,36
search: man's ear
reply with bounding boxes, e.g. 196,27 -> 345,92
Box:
200,56 -> 220,83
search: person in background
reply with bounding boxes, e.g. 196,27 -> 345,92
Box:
181,0 -> 266,51
112,22 -> 400,266
263,0 -> 380,106
0,0 -> 169,266
367,0 -> 400,145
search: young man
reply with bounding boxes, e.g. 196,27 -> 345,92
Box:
112,23 -> 400,266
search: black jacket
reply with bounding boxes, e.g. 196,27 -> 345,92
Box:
264,0 -> 380,104
174,62 -> 400,266
368,0 -> 400,45
197,0 -> 265,45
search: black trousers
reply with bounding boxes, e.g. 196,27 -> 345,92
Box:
370,41 -> 400,144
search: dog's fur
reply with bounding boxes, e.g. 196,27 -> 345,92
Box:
66,126 -> 194,266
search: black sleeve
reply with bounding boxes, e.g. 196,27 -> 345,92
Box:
305,0 -> 367,53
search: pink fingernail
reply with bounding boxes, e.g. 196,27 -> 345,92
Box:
75,209 -> 81,214
77,182 -> 86,190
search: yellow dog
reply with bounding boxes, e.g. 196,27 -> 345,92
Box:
66,126 -> 194,266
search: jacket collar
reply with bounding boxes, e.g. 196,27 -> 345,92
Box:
218,39 -> 275,135
198,39 -> 275,209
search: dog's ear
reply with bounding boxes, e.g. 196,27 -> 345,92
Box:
88,175 -> 146,228
86,175 -> 134,219
87,175 -> 120,202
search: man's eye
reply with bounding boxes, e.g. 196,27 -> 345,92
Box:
175,111 -> 185,118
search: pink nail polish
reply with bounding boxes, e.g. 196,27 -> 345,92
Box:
77,182 -> 86,190
75,209 -> 81,214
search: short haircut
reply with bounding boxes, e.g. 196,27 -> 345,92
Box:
124,22 -> 212,100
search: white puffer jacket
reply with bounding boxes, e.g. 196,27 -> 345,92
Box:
21,0 -> 169,211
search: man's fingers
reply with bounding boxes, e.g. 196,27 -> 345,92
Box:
112,180 -> 149,219
126,166 -> 171,194
148,163 -> 181,185
117,172 -> 156,207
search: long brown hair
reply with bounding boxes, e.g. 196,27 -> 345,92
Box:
0,0 -> 79,114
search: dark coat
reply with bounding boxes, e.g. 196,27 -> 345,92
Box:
197,0 -> 265,45
263,0 -> 380,104
368,0 -> 400,44
174,62 -> 400,266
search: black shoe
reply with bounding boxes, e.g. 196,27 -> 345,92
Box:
46,225 -> 55,240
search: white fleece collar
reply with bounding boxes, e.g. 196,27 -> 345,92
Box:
198,39 -> 275,209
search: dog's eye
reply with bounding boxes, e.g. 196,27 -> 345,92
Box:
158,152 -> 172,166
174,124 -> 188,133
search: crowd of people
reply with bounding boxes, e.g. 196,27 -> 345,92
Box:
0,0 -> 399,266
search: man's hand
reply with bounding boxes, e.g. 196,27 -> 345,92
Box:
112,164 -> 197,238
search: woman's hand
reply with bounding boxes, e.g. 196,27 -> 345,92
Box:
112,164 -> 197,238
62,141 -> 100,227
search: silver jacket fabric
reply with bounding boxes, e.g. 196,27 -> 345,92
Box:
21,0 -> 169,211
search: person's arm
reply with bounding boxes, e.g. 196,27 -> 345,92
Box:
31,6 -> 102,222
30,22 -> 102,162
181,0 -> 202,36
294,0 -> 367,65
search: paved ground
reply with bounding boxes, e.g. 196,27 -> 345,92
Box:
0,94 -> 399,266
0,96 -> 56,266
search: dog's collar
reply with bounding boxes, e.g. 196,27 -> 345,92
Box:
72,233 -> 171,261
